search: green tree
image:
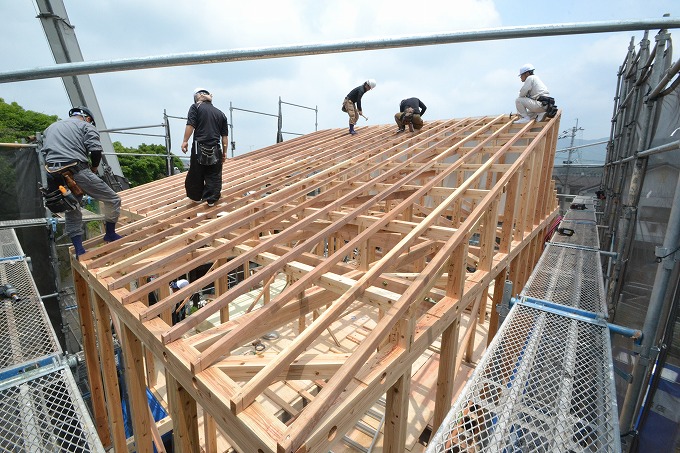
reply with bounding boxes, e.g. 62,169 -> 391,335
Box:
115,142 -> 184,187
0,99 -> 183,187
0,98 -> 59,143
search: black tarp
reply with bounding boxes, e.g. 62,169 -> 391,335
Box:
0,144 -> 63,349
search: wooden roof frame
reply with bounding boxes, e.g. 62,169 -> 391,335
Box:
72,113 -> 560,452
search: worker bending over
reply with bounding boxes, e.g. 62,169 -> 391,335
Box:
395,97 -> 427,133
342,79 -> 376,135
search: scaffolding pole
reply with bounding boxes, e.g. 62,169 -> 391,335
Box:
2,19 -> 680,83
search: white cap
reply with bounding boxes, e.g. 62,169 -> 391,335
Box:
519,64 -> 535,76
366,79 -> 377,89
193,87 -> 210,95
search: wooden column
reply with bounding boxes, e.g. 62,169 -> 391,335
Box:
167,374 -> 200,453
73,270 -> 111,444
92,292 -> 127,451
384,369 -> 411,453
158,281 -> 173,326
432,315 -> 460,433
120,324 -> 153,453
383,313 -> 414,453
487,269 -> 508,346
477,199 -> 499,324
214,258 -> 230,322
138,278 -> 157,388
433,241 -> 469,431
203,414 -> 217,453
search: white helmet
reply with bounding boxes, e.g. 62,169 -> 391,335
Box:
194,87 -> 210,95
366,79 -> 377,89
519,64 -> 535,76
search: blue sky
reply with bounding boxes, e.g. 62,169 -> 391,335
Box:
1,1 -> 678,159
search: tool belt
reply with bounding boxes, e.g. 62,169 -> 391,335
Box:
195,142 -> 220,166
537,95 -> 558,119
40,185 -> 79,213
45,163 -> 85,196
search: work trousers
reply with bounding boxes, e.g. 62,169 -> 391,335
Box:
516,97 -> 547,119
67,168 -> 121,238
185,152 -> 223,203
344,98 -> 358,125
394,113 -> 424,130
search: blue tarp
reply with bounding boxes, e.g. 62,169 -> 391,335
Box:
121,386 -> 172,452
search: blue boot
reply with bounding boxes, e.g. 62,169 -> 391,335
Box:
103,222 -> 123,242
71,235 -> 86,258
349,123 -> 357,135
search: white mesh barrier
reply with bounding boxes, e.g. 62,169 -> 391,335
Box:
427,197 -> 620,452
0,229 -> 104,452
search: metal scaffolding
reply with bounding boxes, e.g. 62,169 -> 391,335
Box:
427,196 -> 621,452
0,229 -> 104,452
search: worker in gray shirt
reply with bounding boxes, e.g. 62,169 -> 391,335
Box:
41,106 -> 122,258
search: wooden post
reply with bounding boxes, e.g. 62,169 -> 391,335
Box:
432,315 -> 460,433
72,270 -> 111,444
92,293 -> 127,451
138,278 -> 157,388
487,269 -> 508,345
120,325 -> 153,453
384,314 -> 414,452
214,258 -> 230,322
204,413 -> 217,453
167,374 -> 200,453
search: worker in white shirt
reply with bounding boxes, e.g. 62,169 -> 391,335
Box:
515,64 -> 557,124
170,279 -> 191,324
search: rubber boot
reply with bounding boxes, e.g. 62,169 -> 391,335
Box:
103,222 -> 123,242
71,235 -> 86,258
349,123 -> 357,135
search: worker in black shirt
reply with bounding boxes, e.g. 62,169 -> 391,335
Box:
395,98 -> 427,133
342,79 -> 377,135
181,88 -> 229,206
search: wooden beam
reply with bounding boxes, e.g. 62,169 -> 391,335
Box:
214,352 -> 350,380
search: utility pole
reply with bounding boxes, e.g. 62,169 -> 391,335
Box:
559,119 -> 584,195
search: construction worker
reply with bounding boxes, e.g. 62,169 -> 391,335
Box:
515,64 -> 554,124
170,279 -> 191,324
395,97 -> 427,133
343,79 -> 376,135
41,106 -> 122,259
181,88 -> 229,207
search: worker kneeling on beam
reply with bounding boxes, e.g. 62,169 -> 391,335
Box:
395,97 -> 427,133
42,106 -> 122,259
514,63 -> 558,124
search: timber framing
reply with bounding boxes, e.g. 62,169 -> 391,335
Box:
73,113 -> 560,452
